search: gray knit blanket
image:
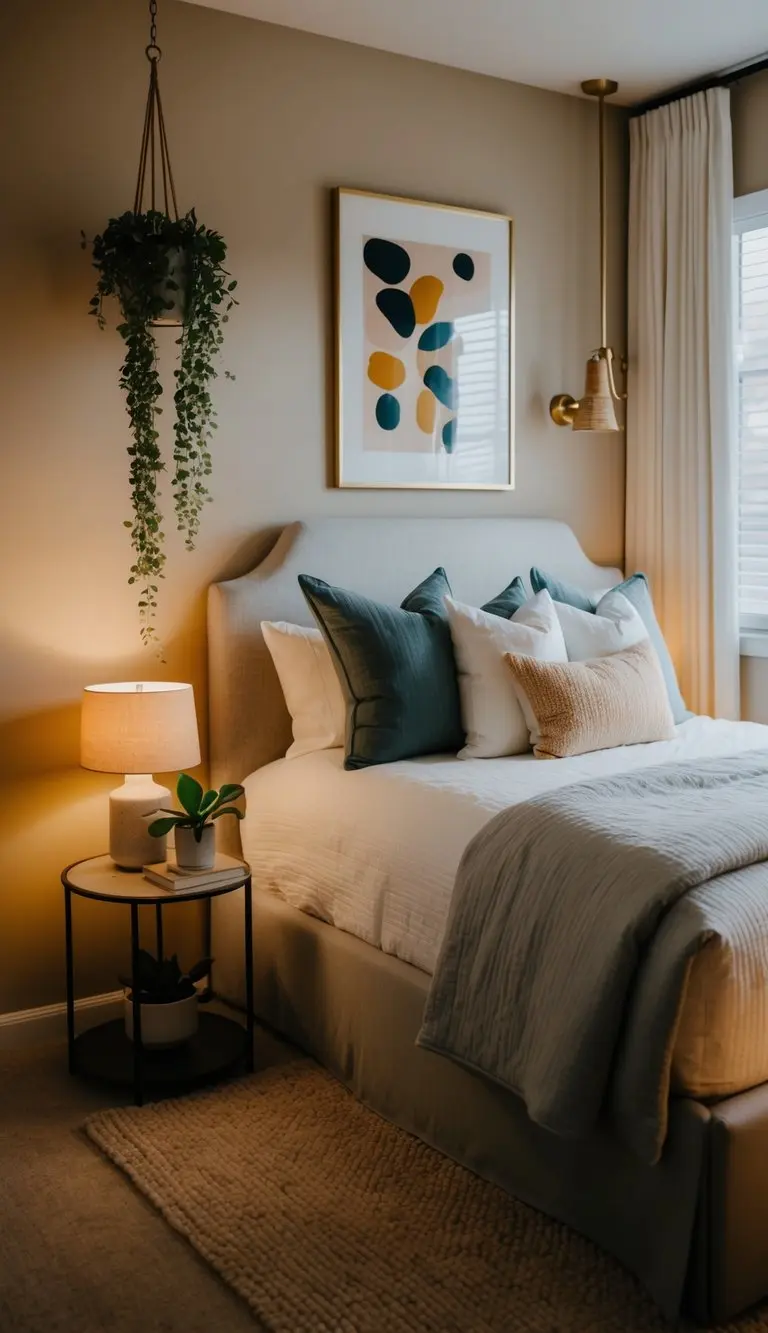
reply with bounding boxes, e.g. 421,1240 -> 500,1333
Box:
417,753 -> 768,1163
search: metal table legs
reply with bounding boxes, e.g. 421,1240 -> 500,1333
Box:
64,886 -> 75,1075
130,902 -> 144,1105
244,875 -> 255,1073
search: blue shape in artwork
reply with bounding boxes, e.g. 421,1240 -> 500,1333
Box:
417,321 -> 454,352
376,288 -> 416,339
442,418 -> 457,453
453,252 -> 475,281
375,393 -> 401,430
424,364 -> 456,410
364,238 -> 411,285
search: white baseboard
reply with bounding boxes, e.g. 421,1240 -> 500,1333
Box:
0,990 -> 124,1050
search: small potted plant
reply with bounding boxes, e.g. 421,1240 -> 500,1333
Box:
120,949 -> 212,1048
148,773 -> 245,872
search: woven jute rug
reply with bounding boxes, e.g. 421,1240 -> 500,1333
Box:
85,1060 -> 768,1333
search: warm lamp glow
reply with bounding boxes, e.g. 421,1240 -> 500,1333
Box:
80,681 -> 201,869
81,681 -> 200,775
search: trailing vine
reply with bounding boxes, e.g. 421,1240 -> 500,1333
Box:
172,223 -> 236,551
84,209 -> 236,646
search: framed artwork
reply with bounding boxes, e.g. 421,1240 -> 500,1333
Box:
334,188 -> 514,490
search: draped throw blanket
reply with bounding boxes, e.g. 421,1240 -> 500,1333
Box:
418,753 -> 768,1163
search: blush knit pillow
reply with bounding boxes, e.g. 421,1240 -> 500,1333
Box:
504,638 -> 676,760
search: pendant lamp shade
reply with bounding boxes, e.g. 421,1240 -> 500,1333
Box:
571,353 -> 620,433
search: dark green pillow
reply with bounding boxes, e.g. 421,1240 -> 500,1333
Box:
529,567 -> 594,612
298,569 -> 528,769
480,575 -> 528,618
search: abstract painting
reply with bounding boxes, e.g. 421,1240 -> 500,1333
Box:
335,189 -> 513,489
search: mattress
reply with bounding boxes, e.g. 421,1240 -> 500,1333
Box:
241,716 -> 768,1099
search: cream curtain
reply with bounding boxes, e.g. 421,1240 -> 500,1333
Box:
626,87 -> 739,718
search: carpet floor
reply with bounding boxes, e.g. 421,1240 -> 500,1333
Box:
84,1058 -> 768,1333
0,1029 -> 286,1333
9,1036 -> 768,1333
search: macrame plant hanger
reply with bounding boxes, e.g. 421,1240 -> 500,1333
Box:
134,0 -> 179,222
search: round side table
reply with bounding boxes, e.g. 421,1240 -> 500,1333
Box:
61,855 -> 254,1106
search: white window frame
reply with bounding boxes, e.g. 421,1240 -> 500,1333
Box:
734,189 -> 768,648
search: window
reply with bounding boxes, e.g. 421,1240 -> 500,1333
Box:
734,189 -> 768,631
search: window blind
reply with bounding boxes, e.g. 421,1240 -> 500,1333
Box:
735,196 -> 768,628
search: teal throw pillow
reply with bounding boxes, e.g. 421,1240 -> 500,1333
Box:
529,567 -> 690,723
299,569 -> 529,769
480,575 -> 528,619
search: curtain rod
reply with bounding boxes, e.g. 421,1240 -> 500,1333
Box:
630,52 -> 768,118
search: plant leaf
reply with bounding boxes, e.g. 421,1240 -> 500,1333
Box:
218,783 -> 245,802
211,805 -> 244,821
186,957 -> 214,983
177,772 -> 203,816
147,815 -> 181,837
198,789 -> 219,816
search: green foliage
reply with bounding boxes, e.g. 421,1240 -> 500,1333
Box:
148,773 -> 245,843
119,948 -> 213,1004
85,209 -> 237,647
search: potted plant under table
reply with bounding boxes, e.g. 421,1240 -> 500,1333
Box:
121,950 -> 213,1048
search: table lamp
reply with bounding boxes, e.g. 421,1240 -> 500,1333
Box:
81,681 -> 201,870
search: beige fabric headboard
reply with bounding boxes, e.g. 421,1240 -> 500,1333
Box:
207,517 -> 621,790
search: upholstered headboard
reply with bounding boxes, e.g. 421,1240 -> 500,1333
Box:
207,517 -> 622,790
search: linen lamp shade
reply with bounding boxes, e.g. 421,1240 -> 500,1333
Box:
81,682 -> 201,869
81,682 -> 201,773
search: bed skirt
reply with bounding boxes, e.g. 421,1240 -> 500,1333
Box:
213,886 -> 768,1323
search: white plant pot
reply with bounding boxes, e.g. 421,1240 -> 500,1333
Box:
124,992 -> 198,1048
149,247 -> 188,327
174,823 -> 215,871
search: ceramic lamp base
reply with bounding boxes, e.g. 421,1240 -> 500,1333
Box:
110,775 -> 170,870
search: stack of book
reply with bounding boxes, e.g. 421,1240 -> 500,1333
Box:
143,853 -> 247,893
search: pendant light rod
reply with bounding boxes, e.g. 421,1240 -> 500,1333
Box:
581,78 -> 617,350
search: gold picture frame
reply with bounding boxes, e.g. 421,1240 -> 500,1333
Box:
334,188 -> 515,491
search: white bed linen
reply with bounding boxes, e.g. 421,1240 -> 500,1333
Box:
242,717 -> 768,1098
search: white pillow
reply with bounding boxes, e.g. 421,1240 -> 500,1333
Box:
261,620 -> 346,759
445,589 -> 568,759
554,590 -> 648,661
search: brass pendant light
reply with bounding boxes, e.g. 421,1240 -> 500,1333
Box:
550,78 -> 626,432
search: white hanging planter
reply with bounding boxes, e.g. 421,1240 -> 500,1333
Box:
174,822 -> 215,871
124,992 -> 198,1048
149,247 -> 188,327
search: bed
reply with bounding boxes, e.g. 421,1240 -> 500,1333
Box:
208,517 -> 768,1324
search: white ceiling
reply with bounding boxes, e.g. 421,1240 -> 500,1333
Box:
180,0 -> 768,104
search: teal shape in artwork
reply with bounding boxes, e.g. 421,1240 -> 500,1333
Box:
375,288 -> 416,339
418,321 -> 454,352
375,393 -> 401,430
423,365 -> 456,410
442,418 -> 457,453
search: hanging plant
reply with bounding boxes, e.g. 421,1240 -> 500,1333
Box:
83,0 -> 237,648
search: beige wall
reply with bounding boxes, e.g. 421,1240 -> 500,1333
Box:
0,0 -> 627,1013
733,71 -> 768,724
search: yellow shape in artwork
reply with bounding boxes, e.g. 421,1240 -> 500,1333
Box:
416,388 -> 437,435
367,351 -> 406,391
410,275 -> 444,325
